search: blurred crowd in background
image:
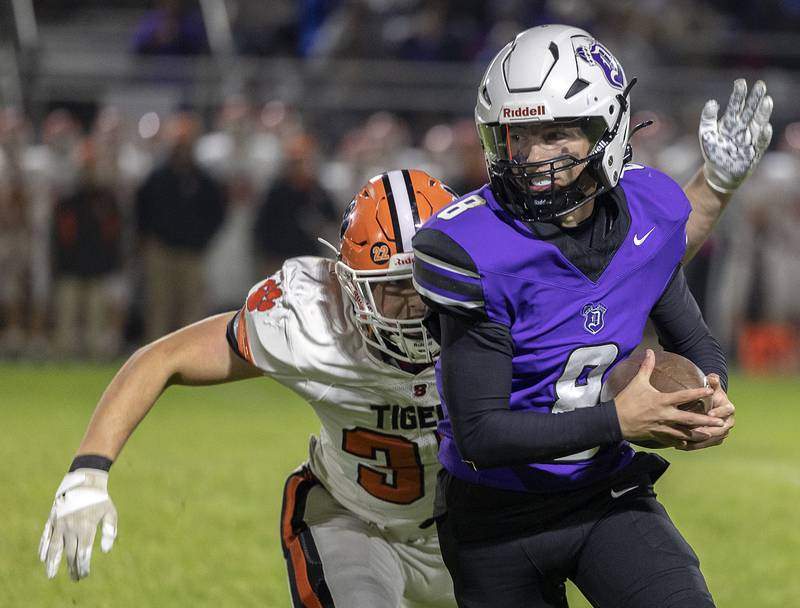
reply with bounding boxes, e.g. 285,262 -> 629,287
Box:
1,0 -> 799,372
27,0 -> 800,63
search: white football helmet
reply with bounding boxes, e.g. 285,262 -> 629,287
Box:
336,169 -> 456,364
475,24 -> 635,222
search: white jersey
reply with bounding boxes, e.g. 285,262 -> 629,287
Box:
233,257 -> 442,530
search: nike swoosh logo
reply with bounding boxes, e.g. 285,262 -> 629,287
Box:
633,227 -> 655,246
610,485 -> 638,499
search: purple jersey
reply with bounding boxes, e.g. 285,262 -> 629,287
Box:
412,164 -> 691,492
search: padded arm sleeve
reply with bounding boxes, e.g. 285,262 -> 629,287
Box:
412,228 -> 488,322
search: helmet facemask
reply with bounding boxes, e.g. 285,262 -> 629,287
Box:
478,116 -> 613,222
336,255 -> 439,365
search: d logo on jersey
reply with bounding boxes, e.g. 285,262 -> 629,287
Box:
581,302 -> 607,335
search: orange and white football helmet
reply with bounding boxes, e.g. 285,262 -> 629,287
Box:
336,169 -> 456,364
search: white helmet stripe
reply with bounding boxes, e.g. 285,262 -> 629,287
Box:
387,170 -> 416,252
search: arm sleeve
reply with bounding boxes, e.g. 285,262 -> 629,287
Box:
650,266 -> 728,391
439,314 -> 623,469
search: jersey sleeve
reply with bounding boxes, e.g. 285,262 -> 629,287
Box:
225,274 -> 301,378
411,227 -> 488,321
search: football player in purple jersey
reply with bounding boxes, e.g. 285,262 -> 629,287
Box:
412,24 -> 771,607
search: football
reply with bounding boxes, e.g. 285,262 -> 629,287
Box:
601,350 -> 711,448
602,350 -> 711,412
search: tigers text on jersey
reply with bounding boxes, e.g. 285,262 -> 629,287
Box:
228,256 -> 441,531
412,164 -> 691,493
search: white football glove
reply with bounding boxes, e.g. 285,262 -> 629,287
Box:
699,79 -> 773,194
39,469 -> 118,580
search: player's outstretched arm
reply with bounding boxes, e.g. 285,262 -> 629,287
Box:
683,79 -> 773,263
76,312 -> 260,460
39,312 -> 262,581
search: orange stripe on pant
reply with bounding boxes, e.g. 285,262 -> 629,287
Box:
282,472 -> 323,608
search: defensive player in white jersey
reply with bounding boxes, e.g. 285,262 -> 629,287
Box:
38,78 -> 771,607
239,170 -> 457,606
39,169 -> 459,608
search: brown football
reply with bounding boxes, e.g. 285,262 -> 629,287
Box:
601,350 -> 711,448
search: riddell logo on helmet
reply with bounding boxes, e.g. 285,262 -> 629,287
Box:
390,253 -> 414,269
501,104 -> 549,122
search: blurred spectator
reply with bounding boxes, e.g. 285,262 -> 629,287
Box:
0,173 -> 30,357
627,110 -> 676,169
92,106 -> 153,193
422,118 -> 485,195
0,109 -> 32,356
135,111 -> 225,341
702,191 -> 756,360
328,111 -> 433,204
259,100 -> 305,145
751,150 -> 800,324
197,96 -> 284,311
196,96 -> 283,194
23,109 -> 83,356
253,132 -> 338,276
91,107 -> 154,353
359,112 -> 431,178
51,141 -> 125,359
450,119 -> 488,194
132,0 -> 209,56
702,141 -> 800,366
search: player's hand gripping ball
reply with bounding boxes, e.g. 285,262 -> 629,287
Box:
601,350 -> 711,448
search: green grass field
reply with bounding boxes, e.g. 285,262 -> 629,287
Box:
2,363 -> 799,607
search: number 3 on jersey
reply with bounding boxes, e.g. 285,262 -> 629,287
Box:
341,428 -> 424,504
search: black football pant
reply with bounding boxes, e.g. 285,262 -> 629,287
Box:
436,479 -> 715,608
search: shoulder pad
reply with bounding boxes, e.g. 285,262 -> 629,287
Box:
412,227 -> 486,319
